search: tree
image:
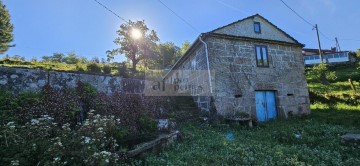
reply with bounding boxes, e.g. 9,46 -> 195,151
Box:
91,56 -> 100,63
180,40 -> 191,56
108,20 -> 159,70
0,0 -> 14,54
12,55 -> 24,61
63,52 -> 79,64
156,42 -> 180,69
308,63 -> 337,85
42,53 -> 64,62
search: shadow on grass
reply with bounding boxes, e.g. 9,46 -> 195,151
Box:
311,108 -> 360,127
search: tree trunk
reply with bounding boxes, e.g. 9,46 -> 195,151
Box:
132,61 -> 137,71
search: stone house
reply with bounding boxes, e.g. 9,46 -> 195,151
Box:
164,14 -> 310,122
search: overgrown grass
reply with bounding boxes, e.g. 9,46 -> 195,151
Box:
135,108 -> 360,165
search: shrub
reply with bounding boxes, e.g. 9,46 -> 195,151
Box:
75,63 -> 85,71
307,63 -> 337,84
0,112 -> 128,165
86,63 -> 102,73
103,65 -> 112,74
15,84 -> 80,126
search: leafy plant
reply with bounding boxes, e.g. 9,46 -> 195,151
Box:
307,63 -> 337,84
86,63 -> 102,73
103,65 -> 112,74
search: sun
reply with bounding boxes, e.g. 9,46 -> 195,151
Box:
131,28 -> 142,40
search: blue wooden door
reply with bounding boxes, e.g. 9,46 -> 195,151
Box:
255,91 -> 277,122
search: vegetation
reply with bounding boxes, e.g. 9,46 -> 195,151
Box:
0,0 -> 14,54
0,82 -> 173,165
0,46 -> 359,165
307,63 -> 337,85
108,20 -> 159,70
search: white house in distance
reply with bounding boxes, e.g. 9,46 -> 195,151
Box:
302,48 -> 350,65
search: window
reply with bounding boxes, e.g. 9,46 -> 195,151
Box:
254,22 -> 261,33
255,45 -> 269,67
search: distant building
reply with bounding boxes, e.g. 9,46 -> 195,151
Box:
302,48 -> 350,65
164,14 -> 310,122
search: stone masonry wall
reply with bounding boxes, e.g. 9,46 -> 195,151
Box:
0,67 -> 144,94
207,36 -> 310,119
165,44 -> 213,111
213,16 -> 296,44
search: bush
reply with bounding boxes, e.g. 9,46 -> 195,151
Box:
103,65 -> 112,74
86,63 -> 102,73
75,63 -> 85,71
0,112 -> 128,165
307,63 -> 337,84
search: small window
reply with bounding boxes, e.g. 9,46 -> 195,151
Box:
255,45 -> 269,67
254,22 -> 261,33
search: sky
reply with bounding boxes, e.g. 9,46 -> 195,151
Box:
2,0 -> 360,62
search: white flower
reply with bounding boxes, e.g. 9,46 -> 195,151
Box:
105,159 -> 109,163
31,119 -> 39,125
84,137 -> 91,144
100,151 -> 111,156
54,157 -> 60,161
97,127 -> 103,131
11,160 -> 19,166
7,121 -> 15,126
55,141 -> 63,147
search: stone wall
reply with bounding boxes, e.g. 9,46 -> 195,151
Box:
0,67 -> 144,94
213,15 -> 296,44
165,44 -> 213,111
207,36 -> 310,118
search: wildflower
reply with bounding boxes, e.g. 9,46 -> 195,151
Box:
11,160 -> 19,166
97,127 -> 103,132
105,159 -> 109,163
31,119 -> 39,125
84,137 -> 91,144
7,122 -> 15,126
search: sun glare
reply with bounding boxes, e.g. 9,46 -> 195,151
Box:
131,28 -> 142,40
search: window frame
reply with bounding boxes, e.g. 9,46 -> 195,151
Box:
254,22 -> 261,34
255,45 -> 269,67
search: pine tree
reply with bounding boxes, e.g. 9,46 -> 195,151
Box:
0,0 -> 14,54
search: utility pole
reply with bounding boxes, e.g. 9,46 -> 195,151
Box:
335,37 -> 341,52
314,24 -> 324,63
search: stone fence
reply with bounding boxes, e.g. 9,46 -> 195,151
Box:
0,67 -> 144,94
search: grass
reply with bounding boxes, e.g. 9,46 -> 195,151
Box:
136,108 -> 360,165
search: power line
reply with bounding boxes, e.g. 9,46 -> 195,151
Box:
213,0 -> 250,16
338,38 -> 360,42
279,0 -> 314,27
318,30 -> 334,41
93,0 -> 128,23
157,0 -> 200,33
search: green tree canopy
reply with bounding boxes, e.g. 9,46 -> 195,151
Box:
180,40 -> 191,56
0,0 -> 14,54
108,20 -> 159,70
156,42 -> 180,69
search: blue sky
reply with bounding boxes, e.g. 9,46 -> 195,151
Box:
2,0 -> 360,62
